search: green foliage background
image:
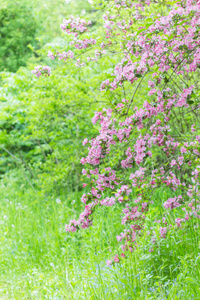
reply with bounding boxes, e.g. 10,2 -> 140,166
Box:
0,0 -> 38,72
0,0 -> 105,197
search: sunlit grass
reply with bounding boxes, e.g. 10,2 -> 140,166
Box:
0,173 -> 200,299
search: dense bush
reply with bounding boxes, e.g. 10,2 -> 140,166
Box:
0,0 -> 38,72
0,0 -> 98,196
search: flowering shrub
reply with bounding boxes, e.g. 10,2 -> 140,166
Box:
33,0 -> 200,264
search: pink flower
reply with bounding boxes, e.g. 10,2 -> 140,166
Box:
82,138 -> 88,145
170,159 -> 177,167
160,227 -> 167,238
175,218 -> 184,227
178,156 -> 184,165
48,51 -> 55,60
191,124 -> 196,132
148,80 -> 155,88
181,147 -> 187,154
106,260 -> 113,266
196,136 -> 200,143
148,88 -> 157,96
82,169 -> 87,175
114,254 -> 119,263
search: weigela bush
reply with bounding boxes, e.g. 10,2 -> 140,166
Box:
33,0 -> 200,264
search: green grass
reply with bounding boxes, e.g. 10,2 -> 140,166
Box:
0,171 -> 200,299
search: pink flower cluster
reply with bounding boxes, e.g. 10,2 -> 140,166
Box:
31,66 -> 51,78
60,16 -> 91,37
48,50 -> 74,61
163,196 -> 182,210
72,38 -> 96,49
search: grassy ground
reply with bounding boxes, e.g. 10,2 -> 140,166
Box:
0,172 -> 200,299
